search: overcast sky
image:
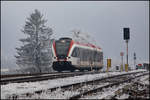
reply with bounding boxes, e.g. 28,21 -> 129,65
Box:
1,1 -> 149,69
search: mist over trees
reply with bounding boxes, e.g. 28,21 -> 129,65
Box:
71,29 -> 97,45
15,9 -> 53,73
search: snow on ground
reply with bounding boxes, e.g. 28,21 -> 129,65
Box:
83,83 -> 129,99
82,71 -> 149,99
138,74 -> 149,85
19,87 -> 80,99
1,69 -> 147,99
20,83 -> 110,99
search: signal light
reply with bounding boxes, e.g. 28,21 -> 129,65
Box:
123,28 -> 130,40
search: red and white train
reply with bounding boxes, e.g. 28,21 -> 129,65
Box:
52,37 -> 103,72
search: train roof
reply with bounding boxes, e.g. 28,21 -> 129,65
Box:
73,41 -> 102,51
59,37 -> 72,41
56,37 -> 102,51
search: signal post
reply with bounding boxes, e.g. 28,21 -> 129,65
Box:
123,28 -> 130,72
134,52 -> 136,69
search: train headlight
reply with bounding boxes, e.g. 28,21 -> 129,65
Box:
61,40 -> 65,43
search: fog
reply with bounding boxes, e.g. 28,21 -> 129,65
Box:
1,1 -> 149,69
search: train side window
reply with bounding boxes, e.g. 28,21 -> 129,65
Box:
76,47 -> 79,57
81,48 -> 86,61
98,52 -> 100,62
72,47 -> 80,57
72,47 -> 77,57
85,49 -> 89,61
78,48 -> 81,59
94,51 -> 97,61
80,48 -> 84,61
90,50 -> 94,61
98,52 -> 101,62
77,48 -> 81,58
100,52 -> 103,62
96,52 -> 100,62
88,50 -> 91,61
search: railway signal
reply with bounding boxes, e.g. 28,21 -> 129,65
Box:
123,28 -> 130,72
123,28 -> 130,40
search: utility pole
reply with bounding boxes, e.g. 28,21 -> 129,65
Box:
134,52 -> 136,69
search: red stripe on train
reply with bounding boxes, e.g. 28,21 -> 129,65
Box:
74,42 -> 101,50
67,40 -> 74,57
53,41 -> 58,60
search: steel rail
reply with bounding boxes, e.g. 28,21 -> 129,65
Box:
1,71 -> 81,79
69,72 -> 149,99
10,71 -> 147,99
0,70 -> 120,78
1,72 -> 53,78
1,71 -> 101,85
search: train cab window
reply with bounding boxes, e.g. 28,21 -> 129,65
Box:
55,40 -> 71,57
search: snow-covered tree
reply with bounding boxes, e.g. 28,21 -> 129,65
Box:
15,9 -> 53,73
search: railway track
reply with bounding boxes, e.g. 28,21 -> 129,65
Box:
1,71 -> 101,85
69,72 -> 149,99
8,70 -> 148,99
1,72 -> 52,78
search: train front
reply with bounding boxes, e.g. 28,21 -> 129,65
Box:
52,38 -> 75,72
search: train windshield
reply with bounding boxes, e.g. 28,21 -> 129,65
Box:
55,40 -> 71,58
